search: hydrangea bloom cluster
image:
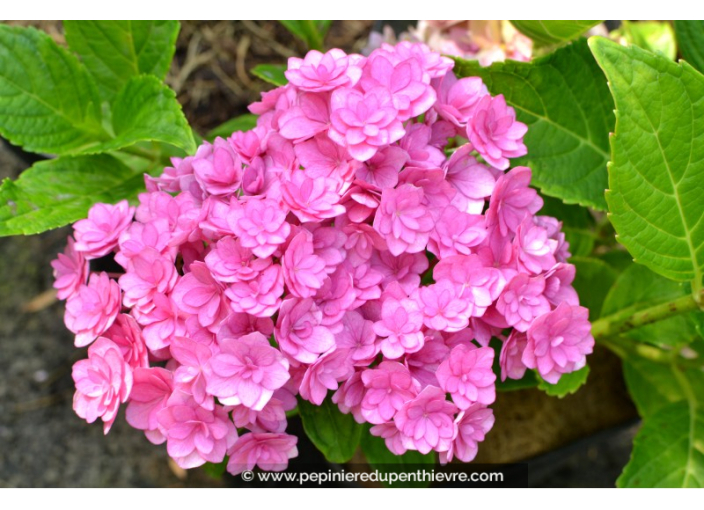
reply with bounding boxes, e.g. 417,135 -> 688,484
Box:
54,41 -> 593,473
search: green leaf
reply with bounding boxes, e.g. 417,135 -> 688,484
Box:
453,39 -> 614,210
539,195 -> 596,257
674,21 -> 704,74
0,154 -> 147,236
251,64 -> 288,87
571,256 -> 618,320
589,37 -> 704,287
206,114 -> 258,141
602,264 -> 700,348
64,20 -> 179,102
279,20 -> 331,51
79,75 -> 195,155
510,20 -> 602,47
202,459 -> 228,479
622,357 -> 695,419
360,426 -> 435,488
619,400 -> 704,487
614,21 -> 677,60
537,365 -> 590,397
298,396 -> 363,464
0,25 -> 105,154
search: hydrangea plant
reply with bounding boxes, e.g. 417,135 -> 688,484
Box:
1,20 -> 703,488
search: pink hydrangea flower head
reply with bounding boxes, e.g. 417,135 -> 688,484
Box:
157,392 -> 237,469
227,198 -> 291,258
496,273 -> 551,332
523,302 -> 594,384
486,166 -> 543,236
72,337 -> 133,434
282,231 -> 328,298
73,200 -> 135,258
65,272 -> 121,347
373,183 -> 433,256
285,48 -> 362,92
467,94 -> 528,170
442,404 -> 495,464
206,331 -> 289,410
51,236 -> 88,300
275,298 -> 335,364
361,361 -> 420,424
225,264 -> 284,318
436,344 -> 496,408
328,86 -> 406,161
394,385 -> 458,454
226,433 -> 298,475
299,348 -> 354,405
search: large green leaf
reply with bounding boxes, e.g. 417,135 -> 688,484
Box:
602,264 -> 701,348
0,25 -> 105,154
590,37 -> 704,287
298,396 -> 363,464
674,21 -> 704,74
206,114 -> 258,141
614,21 -> 677,60
619,400 -> 704,487
64,20 -> 179,102
0,154 -> 148,236
78,75 -> 195,155
511,20 -> 602,47
279,20 -> 331,51
454,39 -> 614,210
537,365 -> 590,398
571,256 -> 618,320
360,426 -> 435,488
623,357 -> 694,419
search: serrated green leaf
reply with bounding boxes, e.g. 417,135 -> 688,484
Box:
602,264 -> 699,348
360,426 -> 435,488
622,357 -> 694,419
619,400 -> 704,487
298,396 -> 363,464
279,20 -> 330,51
511,20 -> 602,47
454,39 -> 614,210
251,64 -> 288,87
589,37 -> 704,287
537,365 -> 590,397
206,114 -> 258,141
0,25 -> 105,154
64,20 -> 179,102
539,195 -> 596,257
571,256 -> 618,320
614,21 -> 677,61
674,21 -> 704,74
0,154 -> 147,236
78,75 -> 195,155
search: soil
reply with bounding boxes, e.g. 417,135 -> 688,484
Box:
0,20 -> 638,488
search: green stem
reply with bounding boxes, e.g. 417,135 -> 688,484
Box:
591,292 -> 702,341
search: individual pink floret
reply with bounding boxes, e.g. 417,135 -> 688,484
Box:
436,344 -> 496,408
467,94 -> 528,170
523,302 -> 594,384
205,236 -> 272,284
328,86 -> 405,162
295,134 -> 360,181
442,404 -> 495,464
282,171 -> 346,223
335,311 -> 379,364
428,206 -> 487,259
72,337 -> 133,434
125,367 -> 173,440
225,264 -> 284,318
500,330 -> 529,381
299,348 -> 354,405
360,361 -> 420,425
51,236 -> 88,300
227,198 -> 291,258
332,371 -> 366,423
103,314 -> 148,370
118,247 -> 178,315
73,200 -> 135,259
371,250 -> 428,295
496,273 -> 551,332
275,298 -> 335,364
171,261 -> 229,332
285,48 -> 362,92
373,184 -> 433,256
282,231 -> 328,298
369,422 -> 409,455
444,144 -> 496,214
355,145 -> 407,189
193,137 -> 243,196
486,166 -> 543,236
132,292 -> 187,352
65,272 -> 121,347
206,331 -> 290,411
226,432 -> 298,475
170,335 -> 218,410
514,217 -> 558,275
373,295 -> 425,359
434,71 -> 488,127
418,281 -> 471,333
157,391 -> 237,469
394,385 -> 458,454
